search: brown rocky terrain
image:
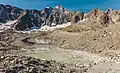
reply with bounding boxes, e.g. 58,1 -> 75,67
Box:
38,20 -> 120,54
24,18 -> 120,72
0,55 -> 80,73
1,4 -> 120,73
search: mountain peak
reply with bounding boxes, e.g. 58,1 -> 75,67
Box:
53,4 -> 70,14
0,4 -> 119,31
105,8 -> 114,14
55,4 -> 63,9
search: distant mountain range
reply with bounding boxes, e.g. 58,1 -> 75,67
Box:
0,4 -> 120,31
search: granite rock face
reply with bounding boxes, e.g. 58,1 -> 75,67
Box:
0,4 -> 120,31
0,4 -> 85,31
85,8 -> 104,20
85,8 -> 114,26
99,13 -> 114,26
0,4 -> 23,23
11,10 -> 42,30
106,8 -> 120,23
71,12 -> 84,24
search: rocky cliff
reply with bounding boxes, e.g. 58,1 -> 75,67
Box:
0,4 -> 84,31
0,4 -> 119,31
106,8 -> 120,23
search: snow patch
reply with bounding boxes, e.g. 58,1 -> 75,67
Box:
64,10 -> 69,14
51,23 -> 56,26
45,7 -> 50,9
0,20 -> 18,32
77,19 -> 86,24
55,6 -> 59,9
18,22 -> 71,33
81,19 -> 86,22
19,19 -> 86,33
40,22 -> 71,31
4,20 -> 18,26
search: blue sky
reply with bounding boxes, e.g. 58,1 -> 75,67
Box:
0,0 -> 120,12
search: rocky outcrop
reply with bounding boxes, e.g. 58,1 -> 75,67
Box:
85,8 -> 104,20
71,12 -> 84,24
11,10 -> 42,30
46,5 -> 71,26
85,8 -> 114,25
0,4 -> 23,23
0,4 -> 85,31
0,4 -> 120,31
106,8 -> 120,23
99,13 -> 114,26
10,4 -> 74,30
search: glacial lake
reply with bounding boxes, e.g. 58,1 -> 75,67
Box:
27,45 -> 91,64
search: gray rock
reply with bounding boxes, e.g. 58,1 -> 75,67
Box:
0,55 -> 78,73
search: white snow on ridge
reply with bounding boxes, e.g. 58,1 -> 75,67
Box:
0,20 -> 18,32
45,7 -> 50,9
4,20 -> 18,26
0,18 -> 86,33
19,22 -> 71,33
40,22 -> 71,31
19,18 -> 86,33
77,19 -> 86,24
55,6 -> 59,9
51,23 -> 56,26
39,19 -> 86,32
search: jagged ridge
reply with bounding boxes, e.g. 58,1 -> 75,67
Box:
0,4 -> 119,31
0,4 -> 84,31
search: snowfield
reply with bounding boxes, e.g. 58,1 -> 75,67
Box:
0,18 -> 86,33
40,22 -> 71,31
0,20 -> 18,32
